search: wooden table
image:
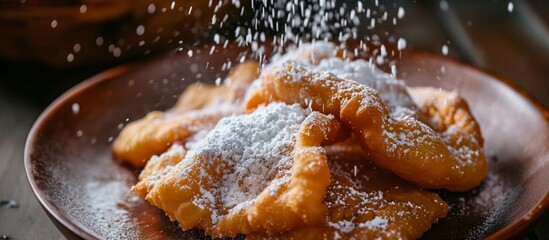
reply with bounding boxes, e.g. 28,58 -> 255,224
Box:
1,1 -> 548,239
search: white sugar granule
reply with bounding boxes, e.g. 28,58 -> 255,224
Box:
397,38 -> 407,50
184,103 -> 308,223
71,103 -> 80,114
397,7 -> 405,19
136,25 -> 145,36
442,45 -> 449,56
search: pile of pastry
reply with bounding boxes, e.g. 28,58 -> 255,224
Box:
113,42 -> 488,239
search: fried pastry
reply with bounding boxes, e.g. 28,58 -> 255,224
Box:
113,61 -> 260,167
249,149 -> 449,240
317,57 -> 417,114
169,83 -> 227,113
171,60 -> 260,113
132,144 -> 186,198
111,107 -> 235,168
247,61 -> 487,191
409,87 -> 488,190
114,44 -> 489,239
142,103 -> 342,237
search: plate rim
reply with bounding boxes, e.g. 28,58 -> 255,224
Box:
24,50 -> 549,240
24,64 -> 133,240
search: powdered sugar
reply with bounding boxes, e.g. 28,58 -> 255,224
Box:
445,171 -> 519,239
317,57 -> 415,112
141,144 -> 185,190
468,173 -> 518,237
382,115 -> 439,154
322,159 -> 447,239
182,103 -> 308,223
178,103 -> 241,149
441,126 -> 483,167
358,216 -> 389,230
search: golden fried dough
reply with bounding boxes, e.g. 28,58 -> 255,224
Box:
247,61 -> 487,191
170,83 -> 227,113
116,45 -> 488,239
112,108 -> 234,168
224,60 -> 261,103
249,149 -> 448,240
409,87 -> 488,191
132,144 -> 186,198
114,61 -> 260,167
171,61 -> 260,113
141,103 -> 341,237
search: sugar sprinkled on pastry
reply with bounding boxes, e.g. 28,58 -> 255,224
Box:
142,103 -> 342,237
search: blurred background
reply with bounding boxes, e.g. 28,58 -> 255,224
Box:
1,0 -> 548,239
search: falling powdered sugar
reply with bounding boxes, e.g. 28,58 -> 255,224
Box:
184,103 -> 308,224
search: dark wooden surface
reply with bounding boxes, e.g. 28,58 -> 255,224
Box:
1,0 -> 549,239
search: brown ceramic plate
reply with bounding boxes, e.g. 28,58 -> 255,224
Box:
25,44 -> 549,239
